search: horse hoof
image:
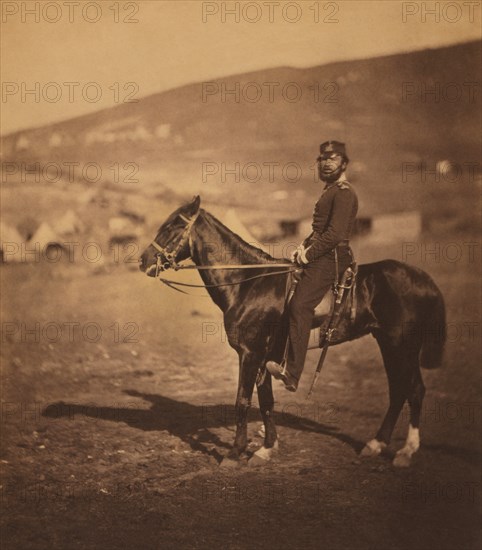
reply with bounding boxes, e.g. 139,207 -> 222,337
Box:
393,452 -> 412,468
360,439 -> 386,458
219,456 -> 241,469
249,442 -> 279,467
248,453 -> 269,468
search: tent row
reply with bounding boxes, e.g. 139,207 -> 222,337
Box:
1,209 -> 141,263
2,207 -> 267,263
1,215 -> 82,263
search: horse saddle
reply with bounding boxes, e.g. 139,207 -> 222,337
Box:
312,263 -> 358,345
312,264 -> 356,315
272,263 -> 358,363
313,293 -> 335,318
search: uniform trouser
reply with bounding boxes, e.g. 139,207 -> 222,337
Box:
286,246 -> 353,382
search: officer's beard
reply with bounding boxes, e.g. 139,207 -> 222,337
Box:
319,164 -> 346,184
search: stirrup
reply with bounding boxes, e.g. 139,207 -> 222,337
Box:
266,360 -> 286,378
266,361 -> 297,392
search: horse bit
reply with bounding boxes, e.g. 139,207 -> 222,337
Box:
149,211 -> 199,276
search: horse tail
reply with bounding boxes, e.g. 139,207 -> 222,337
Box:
419,286 -> 446,370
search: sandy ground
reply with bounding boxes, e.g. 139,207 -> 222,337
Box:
1,242 -> 480,550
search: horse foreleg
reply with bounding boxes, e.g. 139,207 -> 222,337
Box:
223,351 -> 258,465
249,372 -> 279,466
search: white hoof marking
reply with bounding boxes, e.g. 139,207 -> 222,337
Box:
394,425 -> 420,467
360,439 -> 386,457
405,424 -> 420,453
393,452 -> 412,468
253,440 -> 279,461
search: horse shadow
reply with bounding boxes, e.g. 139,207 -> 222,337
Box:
42,390 -> 365,464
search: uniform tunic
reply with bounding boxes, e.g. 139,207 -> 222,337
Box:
303,178 -> 358,261
286,177 -> 358,382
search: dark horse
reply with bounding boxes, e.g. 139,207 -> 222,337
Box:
140,196 -> 446,467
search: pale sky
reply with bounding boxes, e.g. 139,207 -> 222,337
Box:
1,0 -> 480,135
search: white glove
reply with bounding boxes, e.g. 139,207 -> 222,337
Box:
291,244 -> 309,265
290,247 -> 298,263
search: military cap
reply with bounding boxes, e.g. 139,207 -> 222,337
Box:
319,140 -> 349,162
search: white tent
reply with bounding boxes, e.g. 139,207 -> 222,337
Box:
108,217 -> 140,238
77,188 -> 97,206
30,222 -> 65,250
222,209 -> 270,254
0,221 -> 25,263
54,209 -> 85,236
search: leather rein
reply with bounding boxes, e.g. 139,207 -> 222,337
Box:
149,211 -> 295,294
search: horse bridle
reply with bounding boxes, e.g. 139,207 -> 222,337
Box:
150,211 -> 199,275
148,209 -> 296,293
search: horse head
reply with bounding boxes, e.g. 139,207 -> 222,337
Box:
139,195 -> 201,276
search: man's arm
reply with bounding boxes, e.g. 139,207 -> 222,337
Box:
302,232 -> 313,247
304,189 -> 357,262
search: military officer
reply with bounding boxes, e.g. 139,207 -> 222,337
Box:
267,141 -> 358,392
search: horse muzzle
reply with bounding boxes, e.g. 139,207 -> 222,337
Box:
145,264 -> 158,277
144,255 -> 172,277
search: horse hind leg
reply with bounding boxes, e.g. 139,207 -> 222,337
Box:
249,373 -> 279,467
361,339 -> 413,459
393,367 -> 425,468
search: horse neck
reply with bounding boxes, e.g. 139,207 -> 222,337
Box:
189,210 -> 275,311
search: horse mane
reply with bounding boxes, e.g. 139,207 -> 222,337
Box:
201,209 -> 278,262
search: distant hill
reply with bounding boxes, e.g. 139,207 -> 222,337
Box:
1,40 -> 480,220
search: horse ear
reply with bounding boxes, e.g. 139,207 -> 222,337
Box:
190,195 -> 201,213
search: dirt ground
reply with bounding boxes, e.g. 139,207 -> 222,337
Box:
1,239 -> 480,550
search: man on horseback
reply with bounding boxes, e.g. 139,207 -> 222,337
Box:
267,141 -> 358,392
